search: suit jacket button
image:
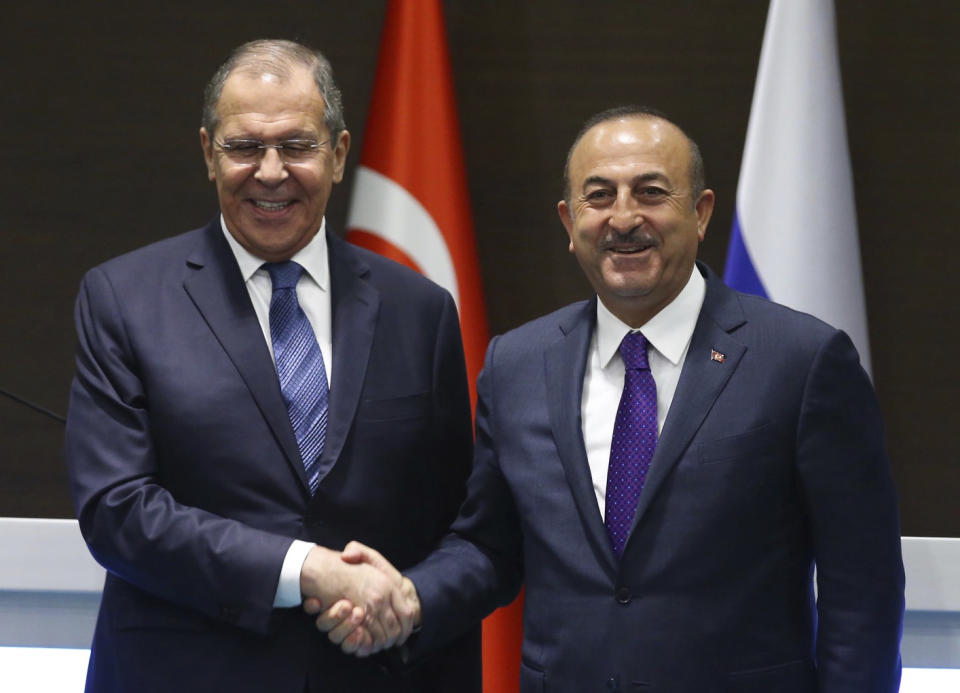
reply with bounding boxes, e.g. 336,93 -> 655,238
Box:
615,586 -> 631,604
606,676 -> 619,690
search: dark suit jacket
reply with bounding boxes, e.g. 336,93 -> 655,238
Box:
407,263 -> 904,693
65,219 -> 480,693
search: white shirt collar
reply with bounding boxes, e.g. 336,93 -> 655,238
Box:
595,265 -> 706,368
220,214 -> 329,291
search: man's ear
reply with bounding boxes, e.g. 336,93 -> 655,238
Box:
200,127 -> 216,181
331,130 -> 351,184
694,189 -> 715,242
558,199 -> 575,254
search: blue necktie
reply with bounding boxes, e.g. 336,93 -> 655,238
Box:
605,331 -> 658,559
265,261 -> 328,494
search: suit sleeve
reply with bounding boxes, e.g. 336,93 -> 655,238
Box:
426,291 -> 476,539
65,267 -> 293,634
406,335 -> 525,654
796,330 -> 904,692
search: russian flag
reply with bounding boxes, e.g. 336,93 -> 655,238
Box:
724,0 -> 872,375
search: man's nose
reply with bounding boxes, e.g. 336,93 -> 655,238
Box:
609,192 -> 641,231
254,147 -> 289,185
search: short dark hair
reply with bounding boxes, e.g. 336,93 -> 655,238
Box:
201,39 -> 345,142
562,105 -> 705,206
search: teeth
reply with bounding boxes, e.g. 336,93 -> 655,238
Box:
254,200 -> 290,211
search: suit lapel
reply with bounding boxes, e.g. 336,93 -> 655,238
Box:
181,221 -> 309,490
544,299 -> 619,576
317,233 -> 380,483
629,266 -> 748,532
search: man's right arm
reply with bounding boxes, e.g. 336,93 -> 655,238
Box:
67,267 -> 406,637
67,267 -> 296,633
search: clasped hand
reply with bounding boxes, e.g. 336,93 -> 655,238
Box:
300,541 -> 421,657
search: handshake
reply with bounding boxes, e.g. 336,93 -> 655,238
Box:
299,541 -> 421,658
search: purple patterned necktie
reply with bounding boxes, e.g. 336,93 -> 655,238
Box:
605,331 -> 658,559
265,261 -> 328,494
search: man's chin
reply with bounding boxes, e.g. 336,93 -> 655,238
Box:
233,232 -> 309,263
599,273 -> 657,298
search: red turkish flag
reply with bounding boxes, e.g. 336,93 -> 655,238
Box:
345,1 -> 523,691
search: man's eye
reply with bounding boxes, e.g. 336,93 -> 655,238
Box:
586,190 -> 613,200
224,141 -> 262,156
640,186 -> 666,196
282,141 -> 316,152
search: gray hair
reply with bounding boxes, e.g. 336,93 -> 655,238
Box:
201,39 -> 345,143
562,105 -> 705,207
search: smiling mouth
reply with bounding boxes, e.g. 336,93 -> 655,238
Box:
609,242 -> 653,254
253,200 -> 292,211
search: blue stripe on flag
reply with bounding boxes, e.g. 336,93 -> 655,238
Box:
723,211 -> 768,299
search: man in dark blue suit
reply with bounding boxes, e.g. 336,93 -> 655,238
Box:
64,39 -> 478,693
317,106 -> 904,692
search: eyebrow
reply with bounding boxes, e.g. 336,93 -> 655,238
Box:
222,130 -> 319,142
581,171 -> 672,191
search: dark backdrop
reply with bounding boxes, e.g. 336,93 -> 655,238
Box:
1,1 -> 956,536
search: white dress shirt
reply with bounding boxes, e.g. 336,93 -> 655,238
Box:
221,217 -> 330,607
581,266 -> 706,517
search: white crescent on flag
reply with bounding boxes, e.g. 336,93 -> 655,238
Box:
346,165 -> 460,308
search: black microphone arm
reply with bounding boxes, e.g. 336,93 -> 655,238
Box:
0,387 -> 67,424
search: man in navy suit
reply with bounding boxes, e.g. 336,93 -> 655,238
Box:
64,39 -> 478,692
317,106 -> 904,692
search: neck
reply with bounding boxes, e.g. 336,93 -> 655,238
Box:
602,294 -> 674,329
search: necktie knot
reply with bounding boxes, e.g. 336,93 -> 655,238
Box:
264,261 -> 304,291
619,331 -> 650,371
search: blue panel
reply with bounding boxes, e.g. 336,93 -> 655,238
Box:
723,212 -> 768,298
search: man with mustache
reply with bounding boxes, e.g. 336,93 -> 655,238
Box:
315,106 -> 905,692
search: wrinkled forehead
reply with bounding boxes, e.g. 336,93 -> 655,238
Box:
571,116 -> 691,182
215,67 -> 327,131
221,63 -> 320,100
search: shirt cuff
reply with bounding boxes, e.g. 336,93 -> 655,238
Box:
273,539 -> 316,607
